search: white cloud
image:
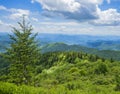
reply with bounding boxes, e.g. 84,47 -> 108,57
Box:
33,0 -> 103,12
0,20 -> 3,25
0,5 -> 7,10
0,20 -> 12,26
33,21 -> 120,35
0,5 -> 30,20
31,17 -> 38,22
33,0 -> 103,21
0,20 -> 5,25
32,0 -> 120,26
77,0 -> 103,5
34,0 -> 81,12
91,9 -> 120,26
106,0 -> 111,4
9,9 -> 30,20
31,0 -> 35,3
0,20 -> 12,32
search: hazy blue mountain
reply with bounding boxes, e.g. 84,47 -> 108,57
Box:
37,33 -> 120,51
1,33 -> 120,51
37,33 -> 120,47
0,33 -> 11,52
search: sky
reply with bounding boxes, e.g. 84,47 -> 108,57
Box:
0,0 -> 120,35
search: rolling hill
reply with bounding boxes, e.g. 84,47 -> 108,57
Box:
41,43 -> 120,61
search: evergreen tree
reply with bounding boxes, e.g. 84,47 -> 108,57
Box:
2,17 -> 40,85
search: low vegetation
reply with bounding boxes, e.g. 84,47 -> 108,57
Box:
1,51 -> 120,94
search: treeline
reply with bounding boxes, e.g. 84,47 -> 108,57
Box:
39,51 -> 110,69
41,43 -> 120,61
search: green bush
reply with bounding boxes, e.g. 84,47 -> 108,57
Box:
115,75 -> 120,91
68,67 -> 79,73
0,82 -> 46,94
94,63 -> 108,75
65,81 -> 83,90
93,78 -> 111,85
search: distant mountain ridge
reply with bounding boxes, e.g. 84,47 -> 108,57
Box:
1,33 -> 120,60
41,43 -> 120,61
1,33 -> 120,50
41,43 -> 97,53
37,33 -> 120,51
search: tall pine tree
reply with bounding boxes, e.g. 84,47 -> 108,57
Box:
3,17 -> 40,85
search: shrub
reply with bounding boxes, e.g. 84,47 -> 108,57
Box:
94,63 -> 108,75
68,67 -> 79,74
115,75 -> 120,91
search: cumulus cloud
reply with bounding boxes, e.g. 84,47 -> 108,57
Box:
0,5 -> 30,20
37,0 -> 81,12
9,9 -> 30,20
31,0 -> 120,26
91,9 -> 120,26
33,0 -> 103,21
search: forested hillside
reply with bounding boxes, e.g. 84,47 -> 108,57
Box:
0,51 -> 120,94
41,43 -> 120,61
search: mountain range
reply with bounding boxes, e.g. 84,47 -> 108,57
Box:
41,42 -> 120,61
1,33 -> 120,50
1,33 -> 120,60
37,33 -> 120,51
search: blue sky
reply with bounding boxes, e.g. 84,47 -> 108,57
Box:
0,0 -> 120,35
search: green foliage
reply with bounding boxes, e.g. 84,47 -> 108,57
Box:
93,76 -> 113,85
0,82 -> 46,94
115,75 -> 120,91
1,17 -> 40,85
68,67 -> 79,73
0,81 -> 120,94
0,56 -> 9,69
41,42 -> 120,61
35,65 -> 44,74
94,62 -> 108,75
